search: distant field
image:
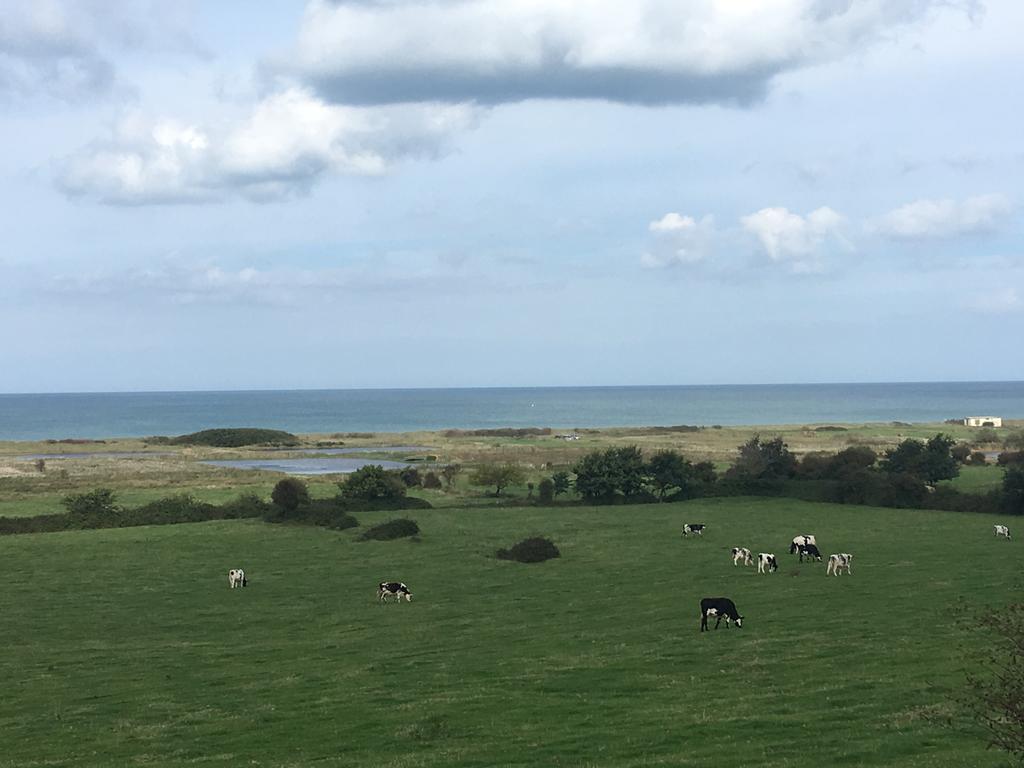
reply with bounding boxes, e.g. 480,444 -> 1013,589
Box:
942,465 -> 1006,494
1,499 -> 1018,767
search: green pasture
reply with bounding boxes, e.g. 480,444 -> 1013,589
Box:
1,499 -> 1020,768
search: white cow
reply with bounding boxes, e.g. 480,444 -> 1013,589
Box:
757,553 -> 778,574
789,534 -> 816,554
995,525 -> 1011,540
826,554 -> 853,576
228,568 -> 247,588
732,547 -> 753,566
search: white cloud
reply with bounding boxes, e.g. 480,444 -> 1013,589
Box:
741,205 -> 847,273
642,213 -> 715,268
282,0 -> 974,105
57,88 -> 479,204
871,193 -> 1014,239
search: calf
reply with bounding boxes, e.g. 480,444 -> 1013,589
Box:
378,581 -> 412,603
682,524 -> 706,537
826,553 -> 853,576
228,568 -> 247,589
700,597 -> 743,631
995,525 -> 1011,540
757,553 -> 778,574
731,547 -> 753,566
798,543 -> 822,562
789,534 -> 816,554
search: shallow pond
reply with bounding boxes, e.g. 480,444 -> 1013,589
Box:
264,445 -> 432,455
201,458 -> 414,475
17,451 -> 174,460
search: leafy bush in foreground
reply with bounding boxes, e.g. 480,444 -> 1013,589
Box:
497,537 -> 560,563
359,518 -> 420,541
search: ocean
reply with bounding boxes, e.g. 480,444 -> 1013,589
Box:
0,382 -> 1022,441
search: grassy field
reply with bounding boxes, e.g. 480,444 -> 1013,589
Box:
2,498 -> 1019,767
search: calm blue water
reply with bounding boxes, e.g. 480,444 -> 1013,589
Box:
201,458 -> 413,476
0,383 -> 1022,441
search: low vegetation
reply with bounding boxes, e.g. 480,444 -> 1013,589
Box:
359,518 -> 420,541
165,427 -> 300,447
496,536 -> 560,563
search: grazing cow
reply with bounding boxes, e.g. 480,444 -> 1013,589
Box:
995,525 -> 1011,540
731,547 -> 753,566
378,581 -> 412,603
757,553 -> 778,574
826,553 -> 853,576
798,543 -> 822,562
789,534 -> 817,554
228,568 -> 247,588
700,597 -> 744,631
682,524 -> 706,537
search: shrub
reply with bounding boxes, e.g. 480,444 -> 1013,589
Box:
727,435 -> 797,481
131,494 -> 215,524
972,428 -> 1000,445
62,488 -> 119,517
998,451 -> 1024,467
496,537 -> 560,563
537,478 -> 555,504
359,518 -> 420,541
551,471 -> 571,496
441,464 -> 462,489
968,451 -> 989,466
340,465 -> 407,502
881,434 -> 958,483
1003,431 -> 1024,451
398,467 -> 422,487
271,478 -> 310,513
170,428 -> 299,447
573,446 -> 646,503
952,443 -> 971,463
422,471 -> 442,489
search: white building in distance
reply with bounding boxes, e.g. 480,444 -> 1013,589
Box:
963,416 -> 1002,427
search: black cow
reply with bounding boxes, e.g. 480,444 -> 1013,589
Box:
378,581 -> 412,603
798,543 -> 822,562
700,597 -> 743,631
682,524 -> 706,537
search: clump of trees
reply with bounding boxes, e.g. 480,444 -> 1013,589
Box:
571,447 -> 715,504
880,433 -> 959,483
727,435 -> 798,481
169,428 -> 299,447
340,465 -> 407,503
271,478 -> 310,512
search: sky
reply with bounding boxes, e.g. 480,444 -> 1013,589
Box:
0,0 -> 1021,393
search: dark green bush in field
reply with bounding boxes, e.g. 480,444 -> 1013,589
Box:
271,477 -> 310,513
968,451 -> 989,466
496,537 -> 560,563
470,464 -> 525,497
422,471 -> 442,489
551,471 -> 571,496
131,494 -> 216,524
537,478 -> 555,504
62,488 -> 120,517
727,435 -> 798,481
265,497 -> 359,530
1003,468 -> 1024,516
340,465 -> 407,502
359,518 -> 420,541
998,451 -> 1024,467
399,467 -> 422,487
170,428 -> 299,447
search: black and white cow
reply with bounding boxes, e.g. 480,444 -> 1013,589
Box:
700,597 -> 744,631
731,547 -> 753,566
757,553 -> 778,574
682,524 -> 706,537
826,553 -> 853,576
798,543 -> 822,562
228,568 -> 247,588
995,524 -> 1011,540
789,534 -> 816,554
378,581 -> 412,603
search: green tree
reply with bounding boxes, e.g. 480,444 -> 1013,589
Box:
62,488 -> 119,516
572,446 -> 647,503
271,477 -> 310,512
1003,466 -> 1024,515
551,471 -> 571,496
339,465 -> 407,502
728,435 -> 797,480
440,463 -> 463,490
470,464 -> 525,497
646,449 -> 693,500
881,433 -> 959,483
964,603 -> 1024,761
537,478 -> 555,504
398,467 -> 422,487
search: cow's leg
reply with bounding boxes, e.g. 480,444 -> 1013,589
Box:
701,613 -> 708,632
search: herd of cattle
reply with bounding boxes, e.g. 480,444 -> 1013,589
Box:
225,521 -> 1014,633
694,523 -> 1012,632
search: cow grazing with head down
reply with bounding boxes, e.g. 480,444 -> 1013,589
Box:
731,547 -> 753,566
798,543 -> 822,562
228,569 -> 247,588
826,553 -> 853,576
789,534 -> 816,554
378,581 -> 412,603
995,525 -> 1011,540
700,597 -> 743,631
757,553 -> 778,574
682,524 -> 705,537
